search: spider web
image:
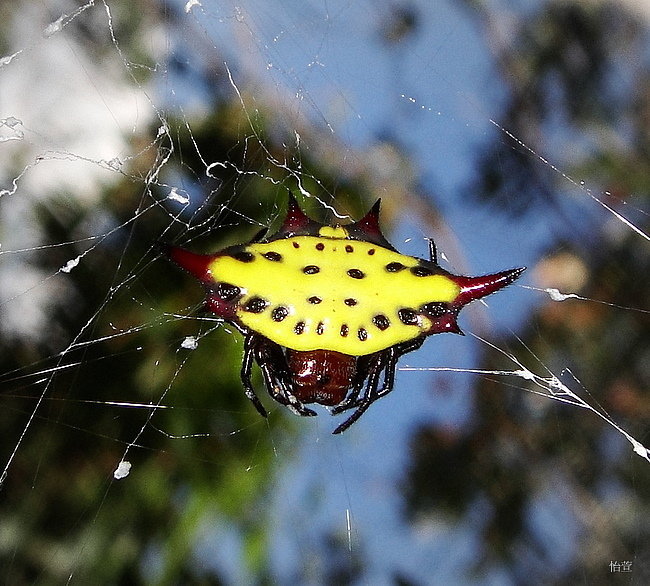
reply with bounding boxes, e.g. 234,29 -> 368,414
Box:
0,0 -> 648,583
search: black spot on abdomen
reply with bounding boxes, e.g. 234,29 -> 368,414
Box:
372,314 -> 390,330
243,297 -> 268,313
216,282 -> 241,301
272,306 -> 289,322
410,265 -> 434,277
232,251 -> 255,263
347,268 -> 365,279
294,321 -> 306,335
385,262 -> 406,272
398,308 -> 419,326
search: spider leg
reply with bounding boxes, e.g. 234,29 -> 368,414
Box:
332,353 -> 386,434
241,333 -> 268,418
254,337 -> 317,417
372,336 -> 424,402
332,350 -> 396,433
331,336 -> 427,433
260,361 -> 317,418
330,354 -> 380,415
426,237 -> 437,264
374,346 -> 398,400
396,335 -> 426,358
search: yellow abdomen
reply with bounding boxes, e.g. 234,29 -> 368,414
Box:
208,234 -> 460,356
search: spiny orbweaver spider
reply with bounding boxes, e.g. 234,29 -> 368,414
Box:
167,197 -> 524,434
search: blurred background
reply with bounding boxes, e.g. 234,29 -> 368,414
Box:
0,0 -> 648,584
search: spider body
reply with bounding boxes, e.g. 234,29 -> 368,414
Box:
167,197 -> 524,433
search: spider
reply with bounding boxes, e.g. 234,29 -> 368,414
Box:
166,196 -> 524,434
